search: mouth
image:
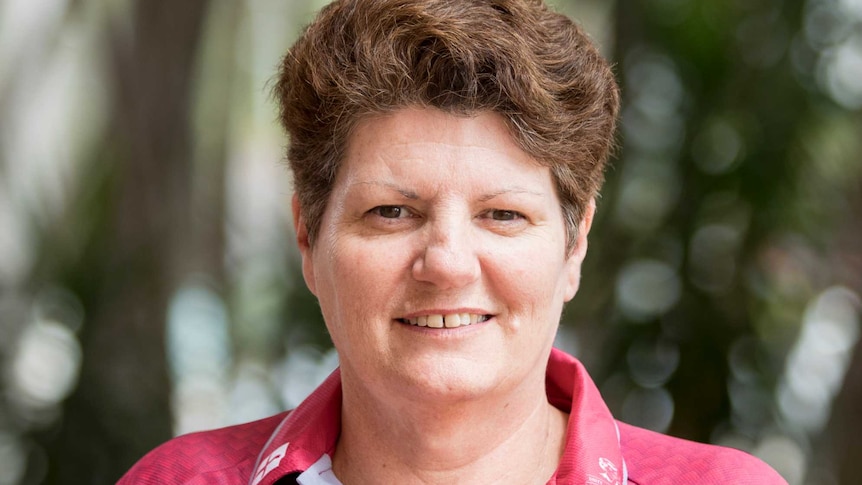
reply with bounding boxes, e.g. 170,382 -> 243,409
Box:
396,313 -> 492,329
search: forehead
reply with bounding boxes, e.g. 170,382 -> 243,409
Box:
340,108 -> 547,181
349,108 -> 513,149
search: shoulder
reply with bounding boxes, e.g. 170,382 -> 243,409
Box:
117,411 -> 289,485
617,421 -> 787,485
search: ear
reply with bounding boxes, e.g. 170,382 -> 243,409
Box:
563,198 -> 596,302
292,194 -> 317,296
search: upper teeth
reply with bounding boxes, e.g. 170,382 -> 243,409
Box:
404,314 -> 488,328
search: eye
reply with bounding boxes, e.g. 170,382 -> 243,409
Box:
485,209 -> 523,221
370,205 -> 409,218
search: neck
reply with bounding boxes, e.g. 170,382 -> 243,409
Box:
332,366 -> 568,485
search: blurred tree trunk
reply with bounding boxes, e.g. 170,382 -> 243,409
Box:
42,2 -> 212,483
823,176 -> 862,485
829,343 -> 862,484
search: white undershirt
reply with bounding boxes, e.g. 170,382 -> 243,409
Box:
295,454 -> 343,485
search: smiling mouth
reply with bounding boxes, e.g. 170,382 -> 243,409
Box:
397,314 -> 492,329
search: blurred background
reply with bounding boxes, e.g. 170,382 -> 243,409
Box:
0,0 -> 860,483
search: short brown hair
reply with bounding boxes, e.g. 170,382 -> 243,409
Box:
275,0 -> 619,251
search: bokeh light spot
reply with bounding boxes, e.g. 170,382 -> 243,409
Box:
616,259 -> 682,321
621,387 -> 675,433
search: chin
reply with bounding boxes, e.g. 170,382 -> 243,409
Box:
386,361 -> 502,403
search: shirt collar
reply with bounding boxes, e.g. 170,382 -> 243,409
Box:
249,349 -> 625,485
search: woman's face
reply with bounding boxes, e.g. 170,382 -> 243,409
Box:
294,108 -> 592,403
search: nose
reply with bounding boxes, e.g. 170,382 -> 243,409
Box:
411,220 -> 481,289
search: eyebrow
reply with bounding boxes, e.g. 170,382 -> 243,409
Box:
350,181 -> 543,201
351,181 -> 419,199
477,187 -> 545,202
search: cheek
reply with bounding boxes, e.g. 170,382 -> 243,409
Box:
324,240 -> 410,318
488,248 -> 571,316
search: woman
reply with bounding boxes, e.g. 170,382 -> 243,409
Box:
120,0 -> 786,483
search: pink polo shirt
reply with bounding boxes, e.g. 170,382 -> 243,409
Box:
118,348 -> 786,484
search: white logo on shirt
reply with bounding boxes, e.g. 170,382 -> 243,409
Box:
251,443 -> 289,485
598,457 -> 620,484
